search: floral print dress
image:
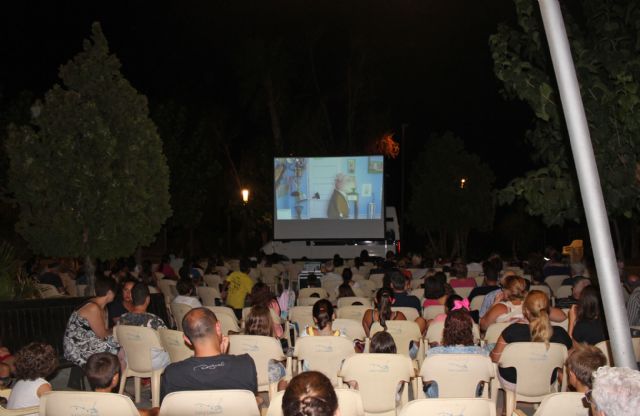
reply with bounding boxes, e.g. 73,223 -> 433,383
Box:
63,303 -> 119,366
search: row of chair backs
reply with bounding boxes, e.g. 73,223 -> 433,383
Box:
294,336 -> 355,386
595,338 -> 640,365
267,388 -> 365,416
425,321 -> 481,345
398,398 -> 496,416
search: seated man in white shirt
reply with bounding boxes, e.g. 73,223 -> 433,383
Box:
173,279 -> 202,308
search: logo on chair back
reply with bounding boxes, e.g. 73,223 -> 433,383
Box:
242,342 -> 259,352
447,360 -> 470,373
314,344 -> 333,353
529,352 -> 549,361
70,403 -> 98,416
369,363 -> 390,373
125,333 -> 142,341
194,400 -> 223,415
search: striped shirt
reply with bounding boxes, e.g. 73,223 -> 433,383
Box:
627,287 -> 640,326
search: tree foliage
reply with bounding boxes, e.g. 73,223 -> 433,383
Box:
491,0 -> 640,226
6,23 -> 171,259
407,132 -> 495,256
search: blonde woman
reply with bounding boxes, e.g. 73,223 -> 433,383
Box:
490,290 -> 572,391
479,275 -> 527,331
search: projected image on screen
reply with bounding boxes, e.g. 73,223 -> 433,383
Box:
274,156 -> 385,240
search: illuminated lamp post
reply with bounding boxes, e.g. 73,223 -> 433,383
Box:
241,188 -> 250,204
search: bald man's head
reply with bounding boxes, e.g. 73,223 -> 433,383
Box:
627,274 -> 640,289
183,307 -> 218,344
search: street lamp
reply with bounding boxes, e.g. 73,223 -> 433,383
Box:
241,188 -> 250,203
460,178 -> 466,189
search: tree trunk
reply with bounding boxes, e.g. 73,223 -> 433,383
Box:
613,219 -> 624,261
85,255 -> 96,296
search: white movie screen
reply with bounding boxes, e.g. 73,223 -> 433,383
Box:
273,156 -> 385,240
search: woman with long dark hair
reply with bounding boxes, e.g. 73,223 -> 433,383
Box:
245,306 -> 288,391
362,288 -> 406,337
568,285 -> 608,345
250,282 -> 283,338
302,299 -> 341,337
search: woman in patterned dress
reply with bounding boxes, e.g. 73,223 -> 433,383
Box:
63,276 -> 120,366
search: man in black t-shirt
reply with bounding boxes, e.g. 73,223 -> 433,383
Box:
160,307 -> 257,403
390,271 -> 422,315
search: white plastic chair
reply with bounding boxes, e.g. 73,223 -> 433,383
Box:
0,389 -> 38,416
332,318 -> 366,341
595,338 -> 640,365
267,388 -> 365,416
423,305 -> 445,320
545,275 -> 569,296
369,274 -> 385,289
299,288 -> 329,301
36,283 -> 62,298
419,354 -> 497,401
370,320 -> 425,366
337,297 -> 372,308
228,335 -> 291,398
159,389 -> 260,416
294,336 -> 355,386
203,306 -> 241,335
409,288 -> 424,300
398,398 -> 496,416
529,285 -> 552,300
288,306 -> 315,338
297,297 -> 322,307
170,302 -> 193,331
470,295 -> 486,311
158,328 -> 194,363
498,342 -> 568,416
336,305 -> 369,322
524,392 -> 589,416
39,391 -> 140,416
158,279 -> 177,304
116,325 -> 165,407
322,279 -> 343,302
392,307 -> 420,322
197,286 -> 221,306
554,285 -> 572,299
483,322 -> 512,345
453,286 -> 474,298
339,353 -> 414,416
203,274 -> 222,289
358,280 -> 378,298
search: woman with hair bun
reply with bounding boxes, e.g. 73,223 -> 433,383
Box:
282,371 -> 339,416
490,290 -> 572,391
362,288 -> 405,337
303,299 -> 341,337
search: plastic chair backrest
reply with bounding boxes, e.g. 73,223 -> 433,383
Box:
420,354 -> 495,398
116,325 -> 163,373
392,307 -> 419,322
470,295 -> 486,311
410,288 -> 424,300
545,275 -> 569,296
332,318 -> 366,340
337,297 -> 372,308
37,283 -> 61,298
170,302 -> 193,331
453,286 -> 474,299
158,328 -> 194,363
159,389 -> 260,416
532,392 -> 588,416
267,388 -> 365,416
204,306 -> 240,334
339,353 -> 413,415
423,305 -> 445,320
595,338 -> 640,365
299,288 -> 329,300
499,342 -> 567,397
289,306 -> 315,335
358,280 -> 377,298
158,279 -> 177,303
555,286 -> 572,299
336,305 -> 370,322
197,286 -> 221,306
228,335 -> 285,390
294,336 -> 355,386
322,279 -> 342,301
370,320 -> 422,357
398,398 -> 496,416
369,274 -> 385,288
203,274 -> 222,289
39,391 -> 140,416
297,297 -> 322,307
483,322 -> 512,345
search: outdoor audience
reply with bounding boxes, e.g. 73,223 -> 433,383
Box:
172,279 -> 202,308
589,366 -> 640,416
6,342 -> 57,414
568,285 -> 608,346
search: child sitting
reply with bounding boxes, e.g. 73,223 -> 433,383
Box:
6,342 -> 58,414
566,344 -> 607,393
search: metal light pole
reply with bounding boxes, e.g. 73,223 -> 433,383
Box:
538,0 -> 637,368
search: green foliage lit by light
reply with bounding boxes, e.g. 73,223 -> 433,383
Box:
6,22 -> 171,259
491,0 -> 640,226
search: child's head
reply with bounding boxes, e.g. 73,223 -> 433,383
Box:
85,352 -> 121,392
176,279 -> 195,296
245,306 -> 275,337
566,344 -> 607,391
444,294 -> 464,313
312,299 -> 334,330
369,331 -> 397,354
14,342 -> 58,381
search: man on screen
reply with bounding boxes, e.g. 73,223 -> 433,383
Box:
327,173 -> 350,219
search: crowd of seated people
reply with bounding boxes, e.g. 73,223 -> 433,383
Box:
5,248 -> 640,416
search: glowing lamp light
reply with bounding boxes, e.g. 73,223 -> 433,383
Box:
460,178 -> 466,189
241,188 -> 250,203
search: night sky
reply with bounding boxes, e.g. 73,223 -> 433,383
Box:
1,1 -> 545,251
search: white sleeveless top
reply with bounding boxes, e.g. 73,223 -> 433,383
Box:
7,377 -> 48,414
496,301 -> 524,323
